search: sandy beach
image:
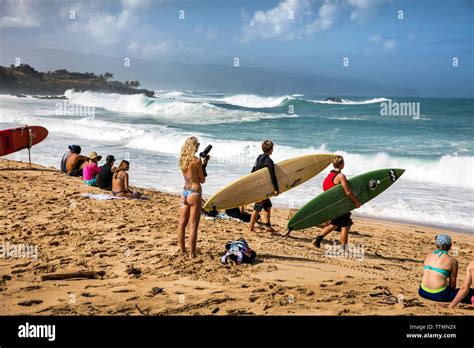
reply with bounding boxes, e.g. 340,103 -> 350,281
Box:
0,158 -> 472,316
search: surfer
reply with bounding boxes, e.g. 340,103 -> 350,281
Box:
312,155 -> 361,248
83,152 -> 102,186
419,234 -> 473,304
177,137 -> 210,258
248,140 -> 280,233
111,160 -> 141,198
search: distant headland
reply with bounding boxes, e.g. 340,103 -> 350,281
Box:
0,64 -> 155,98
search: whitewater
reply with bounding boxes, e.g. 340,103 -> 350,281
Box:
0,90 -> 472,231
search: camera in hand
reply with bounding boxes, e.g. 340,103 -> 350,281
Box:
199,144 -> 212,177
199,144 -> 212,158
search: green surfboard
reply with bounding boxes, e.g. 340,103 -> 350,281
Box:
287,168 -> 405,231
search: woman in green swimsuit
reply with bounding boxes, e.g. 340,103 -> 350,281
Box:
419,234 -> 471,303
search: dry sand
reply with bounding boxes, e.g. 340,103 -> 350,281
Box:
0,158 -> 473,315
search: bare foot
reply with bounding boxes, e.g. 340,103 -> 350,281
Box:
189,252 -> 196,259
247,227 -> 256,233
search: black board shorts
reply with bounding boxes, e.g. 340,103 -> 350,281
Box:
254,199 -> 272,212
331,212 -> 352,228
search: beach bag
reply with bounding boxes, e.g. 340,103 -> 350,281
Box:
220,238 -> 256,265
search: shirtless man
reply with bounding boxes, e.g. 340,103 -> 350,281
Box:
66,145 -> 88,177
176,136 -> 210,258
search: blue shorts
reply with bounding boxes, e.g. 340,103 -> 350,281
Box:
419,285 -> 474,303
84,178 -> 97,187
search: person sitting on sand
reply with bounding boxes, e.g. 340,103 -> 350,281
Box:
176,137 -> 210,258
98,155 -> 116,190
66,145 -> 88,176
111,160 -> 141,198
61,145 -> 79,173
312,155 -> 361,249
418,234 -> 471,304
442,261 -> 474,308
83,152 -> 102,186
247,140 -> 280,233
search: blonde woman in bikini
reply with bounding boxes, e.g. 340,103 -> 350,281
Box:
111,160 -> 141,198
177,136 -> 210,258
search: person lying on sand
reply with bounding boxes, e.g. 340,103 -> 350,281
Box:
312,155 -> 361,249
66,145 -> 88,177
83,152 -> 102,186
441,261 -> 474,308
418,234 -> 472,304
111,160 -> 141,198
176,136 -> 210,258
247,140 -> 280,233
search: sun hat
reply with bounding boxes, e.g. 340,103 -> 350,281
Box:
87,152 -> 102,162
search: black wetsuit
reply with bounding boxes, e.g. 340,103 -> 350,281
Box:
251,153 -> 279,212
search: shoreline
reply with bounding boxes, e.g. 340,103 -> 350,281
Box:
1,158 -> 472,235
1,158 -> 473,316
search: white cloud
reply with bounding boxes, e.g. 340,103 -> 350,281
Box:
370,33 -> 383,44
64,1 -> 145,45
304,0 -> 341,34
370,33 -> 397,51
347,0 -> 384,24
121,0 -> 152,11
0,0 -> 42,28
241,0 -> 312,41
383,39 -> 397,50
241,0 -> 386,41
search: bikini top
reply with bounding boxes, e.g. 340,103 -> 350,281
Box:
423,250 -> 451,278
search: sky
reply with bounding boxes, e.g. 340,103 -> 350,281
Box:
0,0 -> 473,97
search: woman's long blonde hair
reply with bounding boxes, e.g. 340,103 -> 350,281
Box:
113,160 -> 129,180
179,137 -> 198,171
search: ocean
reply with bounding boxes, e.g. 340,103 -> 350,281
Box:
1,91 -> 472,231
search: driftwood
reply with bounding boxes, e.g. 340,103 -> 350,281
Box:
41,271 -> 105,281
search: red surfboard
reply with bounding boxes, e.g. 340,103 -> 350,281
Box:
0,126 -> 48,156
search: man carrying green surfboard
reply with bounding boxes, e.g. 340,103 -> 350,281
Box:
312,155 -> 361,248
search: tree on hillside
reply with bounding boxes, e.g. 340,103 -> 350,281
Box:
104,72 -> 114,80
130,80 -> 140,88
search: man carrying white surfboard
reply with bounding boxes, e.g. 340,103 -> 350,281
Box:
312,155 -> 361,248
247,140 -> 280,233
